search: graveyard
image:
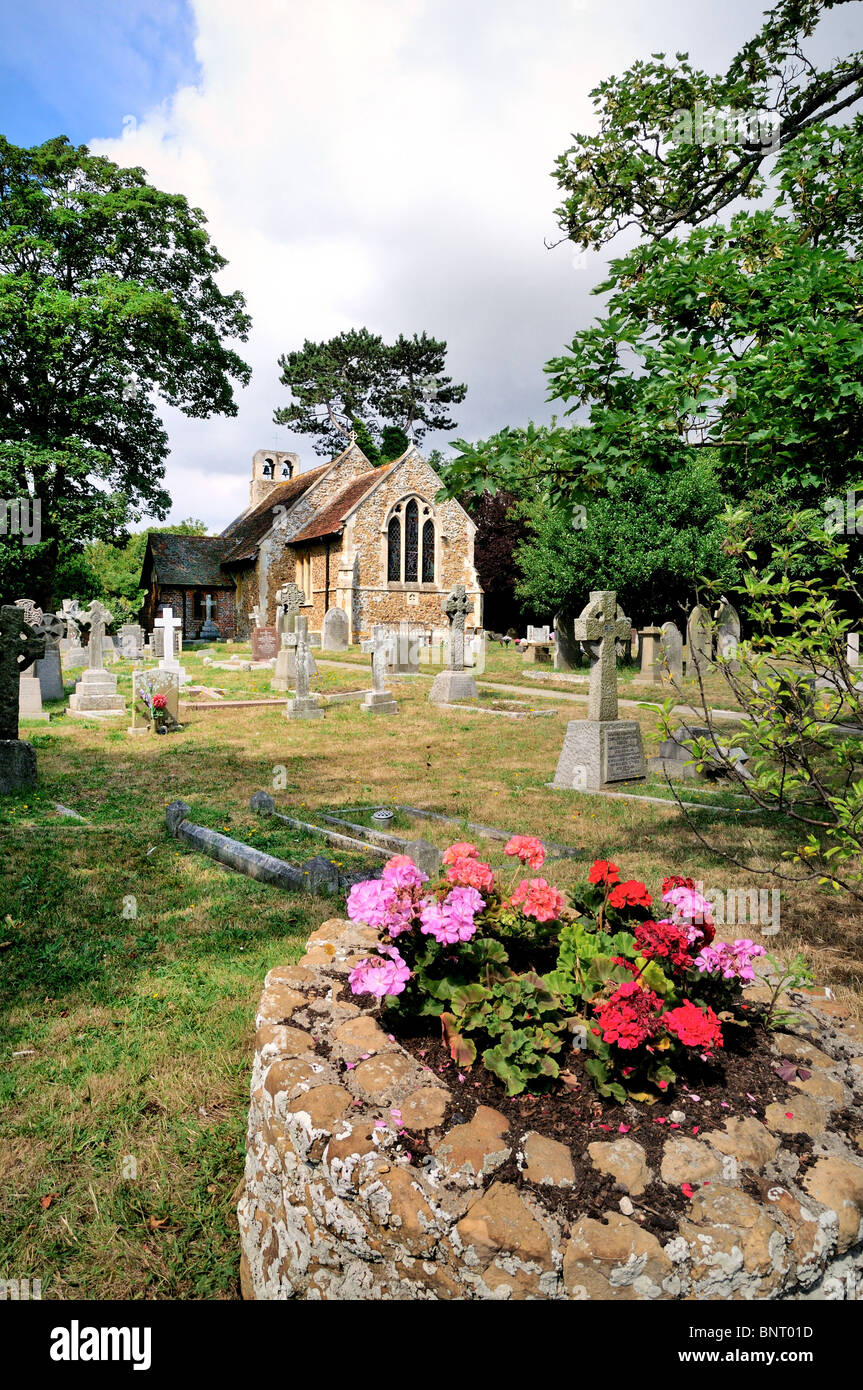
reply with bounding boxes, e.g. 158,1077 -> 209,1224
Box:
2,596 -> 863,1300
4,0 -> 863,1323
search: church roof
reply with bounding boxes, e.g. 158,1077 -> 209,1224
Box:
289,464 -> 394,545
144,533 -> 233,587
219,464 -> 331,564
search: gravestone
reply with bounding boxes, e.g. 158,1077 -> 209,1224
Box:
361,626 -> 398,715
118,623 -> 144,660
687,605 -> 713,674
466,630 -> 486,670
60,599 -> 89,667
429,585 -> 479,703
155,607 -> 186,684
30,611 -> 65,702
68,600 -> 126,717
552,591 -> 645,790
249,604 -> 263,629
660,621 -> 684,682
381,622 -> 420,676
714,597 -> 741,670
0,605 -> 46,791
15,601 -> 49,721
638,625 -> 663,683
272,585 -> 311,690
649,723 -> 751,782
321,607 -> 350,652
132,667 -> 180,731
527,624 -> 551,643
251,625 -> 279,662
285,617 -> 322,720
553,612 -> 581,672
199,593 -> 220,642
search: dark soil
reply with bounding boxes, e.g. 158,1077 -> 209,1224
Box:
385,1003 -> 818,1241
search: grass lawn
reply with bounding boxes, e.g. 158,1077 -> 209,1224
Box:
2,641 -> 862,1299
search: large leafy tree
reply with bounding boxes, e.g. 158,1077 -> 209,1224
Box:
274,328 -> 466,457
552,0 -> 863,249
439,2 -> 863,519
0,136 -> 251,607
513,453 -> 740,625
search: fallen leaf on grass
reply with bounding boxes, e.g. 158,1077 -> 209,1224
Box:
147,1215 -> 169,1230
40,1194 -> 59,1209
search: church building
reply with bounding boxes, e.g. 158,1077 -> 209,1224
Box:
140,442 -> 483,642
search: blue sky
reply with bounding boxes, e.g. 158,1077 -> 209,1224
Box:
0,0 -> 199,147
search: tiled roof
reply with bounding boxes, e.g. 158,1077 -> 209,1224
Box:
289,465 -> 392,545
219,464 -> 331,564
144,533 -> 233,587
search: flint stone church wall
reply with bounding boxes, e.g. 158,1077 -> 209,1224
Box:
238,918 -> 863,1300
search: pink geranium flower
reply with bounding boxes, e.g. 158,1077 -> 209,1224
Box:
510,877 -> 565,923
442,841 -> 478,865
382,854 -> 429,891
420,886 -> 485,945
446,856 -> 494,892
505,835 -> 546,870
348,945 -> 411,998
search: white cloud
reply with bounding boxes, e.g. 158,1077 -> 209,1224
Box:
90,0 -> 763,530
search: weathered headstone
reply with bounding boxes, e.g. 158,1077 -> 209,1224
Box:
271,585 -> 311,690
428,585 -> 479,703
638,625 -> 664,683
660,621 -> 684,682
714,596 -> 741,670
285,616 -> 322,720
68,600 -> 126,717
649,723 -> 751,782
119,622 -> 144,660
0,605 -> 46,790
199,593 -> 220,641
251,625 -> 279,662
321,606 -> 350,652
553,611 -> 581,672
686,604 -> 713,674
14,601 -> 50,719
380,622 -> 420,676
361,625 -> 398,715
527,624 -> 551,643
155,607 -> 186,684
552,591 -> 645,790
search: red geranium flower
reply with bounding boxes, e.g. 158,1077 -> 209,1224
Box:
662,875 -> 695,894
588,859 -> 620,886
663,1000 -> 724,1052
607,879 -> 653,910
634,919 -> 694,972
593,981 -> 663,1050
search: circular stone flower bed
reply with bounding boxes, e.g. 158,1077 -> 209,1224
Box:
238,848 -> 863,1300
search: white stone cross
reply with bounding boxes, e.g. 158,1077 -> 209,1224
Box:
250,604 -> 263,629
572,590 -> 632,721
155,607 -> 183,669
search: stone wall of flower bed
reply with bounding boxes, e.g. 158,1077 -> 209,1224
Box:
237,918 -> 863,1300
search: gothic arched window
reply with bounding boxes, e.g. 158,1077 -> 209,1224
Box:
422,518 -> 435,583
386,497 -> 436,585
387,515 -> 401,581
404,500 -> 419,582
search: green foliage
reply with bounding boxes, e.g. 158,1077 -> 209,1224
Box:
552,1 -> 863,249
512,452 -> 739,623
764,952 -> 816,1030
0,135 -> 251,607
438,8 -> 863,538
275,328 -> 467,456
80,518 -> 209,624
668,507 -> 863,900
